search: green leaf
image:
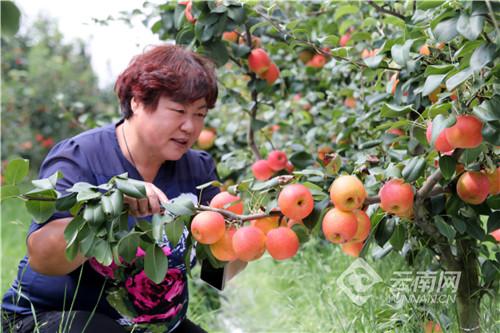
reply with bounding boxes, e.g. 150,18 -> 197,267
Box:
456,13 -> 484,40
430,114 -> 456,146
201,40 -> 229,67
481,260 -> 499,284
482,121 -> 500,146
115,178 -> 146,199
289,151 -> 314,169
165,217 -> 185,248
460,146 -> 483,165
402,157 -> 426,183
76,190 -> 102,202
487,195 -> 500,210
375,217 -> 395,247
152,214 -> 172,242
64,215 -> 85,247
424,64 -> 454,76
422,74 -> 446,97
31,172 -> 62,190
4,159 -> 29,185
434,216 -> 455,242
144,244 -> 169,284
363,55 -> 384,68
446,67 -> 474,91
1,1 -> 20,37
227,5 -> 246,24
163,194 -> 196,216
92,239 -> 113,266
434,17 -> 459,42
391,39 -> 413,67
487,211 -> 500,233
380,104 -> 413,118
470,43 -> 495,73
417,1 -> 444,10
451,218 -> 467,234
291,224 -> 309,244
0,184 -> 20,201
389,223 -> 405,251
439,155 -> 456,180
465,218 -> 485,241
472,97 -> 500,122
334,5 -> 358,21
56,193 -> 77,211
118,232 -> 141,263
422,102 -> 452,118
26,199 -> 56,223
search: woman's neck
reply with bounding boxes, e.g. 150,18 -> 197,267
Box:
118,120 -> 162,182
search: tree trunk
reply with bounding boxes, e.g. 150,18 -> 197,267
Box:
455,239 -> 482,333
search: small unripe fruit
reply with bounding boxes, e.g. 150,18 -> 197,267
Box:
445,115 -> 483,149
191,211 -> 225,244
266,227 -> 300,260
341,241 -> 364,257
222,31 -> 238,43
426,122 -> 453,153
389,73 -> 399,95
339,33 -> 351,47
278,184 -> 314,220
379,179 -> 414,217
456,171 -> 490,205
267,150 -> 288,171
387,128 -> 405,136
184,1 -> 196,23
306,54 -> 326,68
248,48 -> 271,75
329,175 -> 367,211
419,44 -> 431,56
232,226 -> 266,261
251,160 -> 274,181
210,191 -> 244,214
197,129 -> 216,150
424,321 -> 442,333
322,208 -> 358,244
210,228 -> 237,261
344,97 -> 356,109
298,49 -> 314,63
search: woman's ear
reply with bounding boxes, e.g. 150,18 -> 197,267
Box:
130,97 -> 139,114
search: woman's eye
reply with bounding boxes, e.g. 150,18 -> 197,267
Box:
197,113 -> 207,118
172,109 -> 184,114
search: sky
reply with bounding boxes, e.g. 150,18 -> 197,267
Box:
17,0 -> 163,88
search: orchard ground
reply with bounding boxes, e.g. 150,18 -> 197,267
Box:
2,198 -> 498,332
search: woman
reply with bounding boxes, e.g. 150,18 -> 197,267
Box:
2,45 -> 226,332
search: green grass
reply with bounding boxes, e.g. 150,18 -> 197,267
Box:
1,197 -> 30,295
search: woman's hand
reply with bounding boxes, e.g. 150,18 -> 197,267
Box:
124,182 -> 168,217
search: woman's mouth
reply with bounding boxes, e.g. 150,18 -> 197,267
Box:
171,138 -> 189,148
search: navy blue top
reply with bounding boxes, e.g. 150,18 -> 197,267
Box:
1,120 -> 220,329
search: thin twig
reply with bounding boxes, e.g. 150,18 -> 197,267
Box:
367,0 -> 406,21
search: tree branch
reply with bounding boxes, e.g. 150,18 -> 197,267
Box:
367,0 -> 406,21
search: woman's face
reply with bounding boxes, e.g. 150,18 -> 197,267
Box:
131,95 -> 208,161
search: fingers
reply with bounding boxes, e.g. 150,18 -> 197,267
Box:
125,182 -> 168,217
